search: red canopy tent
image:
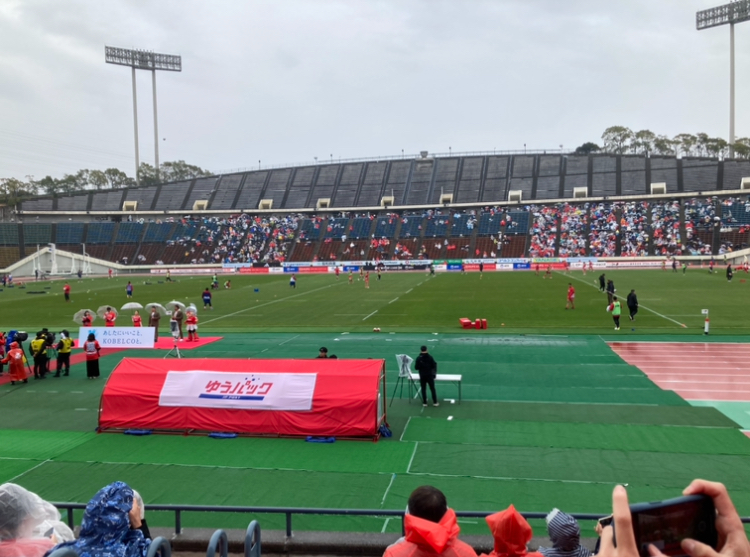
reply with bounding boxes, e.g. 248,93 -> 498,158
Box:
99,358 -> 387,439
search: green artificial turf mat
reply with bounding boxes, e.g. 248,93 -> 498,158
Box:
57,434 -> 416,474
0,459 -> 43,483
690,401 -> 750,430
14,460 -> 397,532
386,400 -> 736,427
458,386 -> 686,405
409,443 -> 750,491
0,430 -> 94,459
401,418 -> 750,455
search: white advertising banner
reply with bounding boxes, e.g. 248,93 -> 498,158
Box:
78,327 -> 155,348
158,371 -> 317,411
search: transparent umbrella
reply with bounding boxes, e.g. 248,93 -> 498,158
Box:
73,309 -> 96,324
96,306 -> 118,319
121,302 -> 143,311
144,303 -> 167,316
165,300 -> 186,312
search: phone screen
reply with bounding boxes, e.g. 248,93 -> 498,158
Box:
629,495 -> 717,557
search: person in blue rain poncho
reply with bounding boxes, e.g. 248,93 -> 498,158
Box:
46,481 -> 150,557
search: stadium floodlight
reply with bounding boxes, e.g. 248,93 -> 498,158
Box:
697,1 -> 750,155
105,46 -> 182,185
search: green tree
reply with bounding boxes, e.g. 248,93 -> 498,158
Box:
673,133 -> 697,157
160,160 -> 212,182
36,176 -> 60,197
89,170 -> 108,190
695,133 -> 710,157
137,163 -> 159,187
104,168 -> 134,189
0,177 -> 34,205
574,142 -> 600,155
601,126 -> 633,154
705,137 -> 728,158
632,130 -> 656,155
653,135 -> 676,156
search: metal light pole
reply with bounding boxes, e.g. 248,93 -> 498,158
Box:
697,1 -> 750,156
105,46 -> 182,185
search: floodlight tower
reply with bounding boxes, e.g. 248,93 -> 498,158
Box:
105,46 -> 182,185
697,1 -> 750,156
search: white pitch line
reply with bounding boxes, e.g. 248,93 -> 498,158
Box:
399,416 -> 412,442
405,289 -> 413,294
380,473 -> 397,508
200,283 -> 340,325
564,272 -> 686,327
278,335 -> 300,346
6,460 -> 50,483
406,442 -> 418,473
363,310 -> 378,321
389,297 -> 399,304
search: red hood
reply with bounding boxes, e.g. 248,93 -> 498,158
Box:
485,505 -> 533,557
405,508 -> 461,553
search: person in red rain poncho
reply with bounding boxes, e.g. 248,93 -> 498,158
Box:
383,486 -> 476,557
480,504 -> 543,557
1,342 -> 28,385
104,307 -> 116,327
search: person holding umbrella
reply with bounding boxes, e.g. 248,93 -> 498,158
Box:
148,307 -> 161,342
132,310 -> 142,327
171,305 -> 185,341
104,307 -> 116,327
81,311 -> 93,327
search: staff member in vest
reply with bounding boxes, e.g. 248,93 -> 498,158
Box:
607,296 -> 622,331
0,341 -> 27,385
30,332 -> 48,380
54,331 -> 73,377
148,307 -> 160,341
414,346 -> 439,407
84,333 -> 101,379
104,307 -> 116,327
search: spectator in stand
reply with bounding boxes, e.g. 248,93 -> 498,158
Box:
620,202 -> 649,257
0,482 -> 75,557
383,486 -> 476,557
480,504 -> 542,557
538,508 -> 591,557
589,202 -> 618,257
651,200 -> 682,256
559,204 -> 588,257
47,481 -> 151,557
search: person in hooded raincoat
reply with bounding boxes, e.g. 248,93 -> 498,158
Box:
480,504 -> 543,557
538,509 -> 591,557
46,481 -> 150,557
0,342 -> 27,385
383,486 -> 476,557
0,482 -> 74,557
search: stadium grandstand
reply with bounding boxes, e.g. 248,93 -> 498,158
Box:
3,153 -> 750,268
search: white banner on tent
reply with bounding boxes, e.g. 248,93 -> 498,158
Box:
158,371 -> 317,411
78,327 -> 155,348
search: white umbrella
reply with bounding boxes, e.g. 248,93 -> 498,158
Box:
186,304 -> 198,314
73,309 -> 96,324
121,302 -> 143,311
144,303 -> 167,316
96,306 -> 118,319
165,300 -> 186,312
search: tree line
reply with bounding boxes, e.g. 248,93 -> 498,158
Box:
576,126 -> 750,158
0,160 -> 212,206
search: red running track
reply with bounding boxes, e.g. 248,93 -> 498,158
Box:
609,342 -> 750,402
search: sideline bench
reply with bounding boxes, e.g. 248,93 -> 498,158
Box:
408,372 -> 462,404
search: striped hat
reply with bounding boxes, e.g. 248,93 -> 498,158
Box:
538,508 -> 591,557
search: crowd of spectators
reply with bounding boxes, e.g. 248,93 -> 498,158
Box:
528,205 -> 559,258
558,204 -> 588,257
651,200 -> 682,256
2,477 -> 748,557
211,214 -> 299,265
620,201 -> 649,257
588,202 -> 618,257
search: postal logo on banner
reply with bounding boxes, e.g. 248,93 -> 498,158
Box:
158,371 -> 317,411
77,327 -> 155,348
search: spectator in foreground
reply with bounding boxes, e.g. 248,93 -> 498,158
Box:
0,482 -> 74,557
47,481 -> 150,557
480,504 -> 542,557
597,480 -> 750,557
383,485 -> 476,557
538,509 -> 591,557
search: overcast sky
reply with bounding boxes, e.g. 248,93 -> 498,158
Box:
1,0 -> 748,181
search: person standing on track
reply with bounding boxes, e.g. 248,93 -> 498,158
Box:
627,289 -> 638,321
54,331 -> 73,377
84,333 -> 101,379
598,273 -> 606,292
565,283 -> 575,310
104,307 -> 116,327
148,307 -> 160,341
30,332 -> 47,380
1,341 -> 27,384
132,310 -> 142,327
414,345 -> 439,407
